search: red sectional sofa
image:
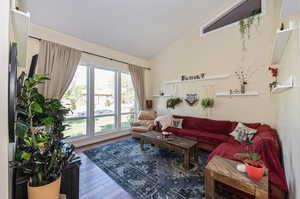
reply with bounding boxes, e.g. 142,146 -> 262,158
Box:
163,115 -> 287,199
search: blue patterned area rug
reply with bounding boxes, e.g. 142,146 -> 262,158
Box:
83,137 -> 208,199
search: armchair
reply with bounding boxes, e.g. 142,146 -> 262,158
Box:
131,110 -> 156,138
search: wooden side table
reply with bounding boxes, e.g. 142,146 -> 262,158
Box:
205,156 -> 268,199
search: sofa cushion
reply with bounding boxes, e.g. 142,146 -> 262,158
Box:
166,127 -> 229,145
173,115 -> 233,135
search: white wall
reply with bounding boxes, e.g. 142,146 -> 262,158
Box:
0,0 -> 10,198
149,0 -> 281,127
277,13 -> 300,199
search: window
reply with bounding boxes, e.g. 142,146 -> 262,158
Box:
62,64 -> 136,138
121,72 -> 136,128
62,65 -> 87,137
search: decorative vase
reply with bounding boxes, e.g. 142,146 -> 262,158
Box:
241,84 -> 246,94
245,163 -> 264,180
28,176 -> 61,199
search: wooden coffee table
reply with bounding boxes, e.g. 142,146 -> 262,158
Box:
205,156 -> 268,199
137,131 -> 198,170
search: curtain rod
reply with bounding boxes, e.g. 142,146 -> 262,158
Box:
28,35 -> 151,70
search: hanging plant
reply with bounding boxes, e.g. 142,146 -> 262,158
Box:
201,97 -> 214,109
166,97 -> 182,109
239,9 -> 261,50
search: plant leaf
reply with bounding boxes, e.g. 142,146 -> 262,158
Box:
16,121 -> 28,138
21,152 -> 31,160
30,101 -> 43,113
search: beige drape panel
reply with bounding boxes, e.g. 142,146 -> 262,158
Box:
128,64 -> 145,110
36,40 -> 81,99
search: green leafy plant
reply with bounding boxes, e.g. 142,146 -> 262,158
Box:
166,97 -> 182,109
11,74 -> 75,187
201,97 -> 214,109
239,9 -> 261,50
235,153 -> 262,168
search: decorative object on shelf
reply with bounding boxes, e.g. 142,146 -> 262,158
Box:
181,73 -> 206,81
280,22 -> 285,31
216,90 -> 259,97
159,89 -> 164,96
10,74 -> 75,199
239,9 -> 261,50
235,70 -> 248,94
201,97 -> 214,109
185,94 -> 199,106
268,66 -> 278,92
166,97 -> 182,109
146,100 -> 153,109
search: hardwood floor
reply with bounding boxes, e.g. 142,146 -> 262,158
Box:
76,135 -> 134,199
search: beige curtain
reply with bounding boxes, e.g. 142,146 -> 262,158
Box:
36,40 -> 81,99
128,64 -> 145,110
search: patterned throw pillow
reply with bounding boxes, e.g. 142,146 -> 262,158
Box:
230,122 -> 257,143
171,118 -> 183,129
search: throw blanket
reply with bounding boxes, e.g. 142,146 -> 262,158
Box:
207,125 -> 288,192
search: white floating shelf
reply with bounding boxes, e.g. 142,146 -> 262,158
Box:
164,74 -> 230,85
272,76 -> 293,93
272,28 -> 293,64
10,9 -> 31,69
216,91 -> 259,97
152,94 -> 172,98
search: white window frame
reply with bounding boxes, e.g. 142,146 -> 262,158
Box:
65,64 -> 137,142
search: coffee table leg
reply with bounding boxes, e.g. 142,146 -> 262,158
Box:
194,146 -> 198,163
184,150 -> 190,170
205,170 -> 215,199
140,139 -> 144,151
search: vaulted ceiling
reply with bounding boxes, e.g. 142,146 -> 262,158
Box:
23,0 -> 230,59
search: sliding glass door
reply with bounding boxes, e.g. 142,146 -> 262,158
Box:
62,64 -> 136,139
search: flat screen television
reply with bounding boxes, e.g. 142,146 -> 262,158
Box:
8,43 -> 18,143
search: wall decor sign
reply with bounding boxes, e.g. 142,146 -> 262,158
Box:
181,73 -> 206,81
185,94 -> 199,106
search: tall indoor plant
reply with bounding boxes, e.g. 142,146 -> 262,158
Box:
11,74 -> 75,199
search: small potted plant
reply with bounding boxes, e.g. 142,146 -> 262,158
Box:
236,153 -> 265,180
11,75 -> 75,199
166,97 -> 182,109
201,97 -> 214,109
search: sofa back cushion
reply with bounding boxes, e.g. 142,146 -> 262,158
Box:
173,115 -> 233,135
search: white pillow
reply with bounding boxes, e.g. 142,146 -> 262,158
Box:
154,114 -> 173,130
230,122 -> 257,143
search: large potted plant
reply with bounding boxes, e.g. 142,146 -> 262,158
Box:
11,74 -> 75,199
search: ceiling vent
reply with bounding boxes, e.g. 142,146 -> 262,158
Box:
201,0 -> 263,35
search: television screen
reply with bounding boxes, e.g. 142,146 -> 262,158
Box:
8,43 -> 18,143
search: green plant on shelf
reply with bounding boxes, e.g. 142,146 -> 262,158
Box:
201,97 -> 214,109
166,97 -> 183,109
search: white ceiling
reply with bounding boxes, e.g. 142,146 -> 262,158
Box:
281,0 -> 300,17
23,0 -> 229,59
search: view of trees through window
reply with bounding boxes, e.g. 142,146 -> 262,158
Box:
61,65 -> 136,138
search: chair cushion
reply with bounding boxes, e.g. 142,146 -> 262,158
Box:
132,126 -> 150,132
138,110 -> 156,120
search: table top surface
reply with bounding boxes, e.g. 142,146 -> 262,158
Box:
206,156 -> 268,190
140,131 -> 198,149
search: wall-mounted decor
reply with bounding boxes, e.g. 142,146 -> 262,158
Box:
164,74 -> 230,85
166,97 -> 182,109
181,73 -> 206,81
216,90 -> 259,97
201,97 -> 214,109
185,94 -> 199,106
268,66 -> 278,92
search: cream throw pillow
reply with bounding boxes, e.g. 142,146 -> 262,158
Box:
154,114 -> 173,130
230,122 -> 257,143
